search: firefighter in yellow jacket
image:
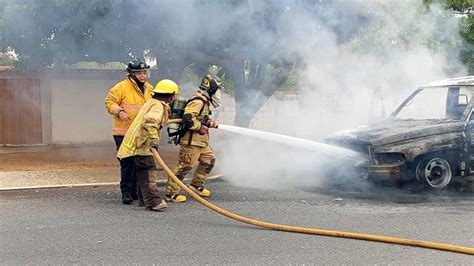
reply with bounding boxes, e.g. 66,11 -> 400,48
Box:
117,79 -> 180,211
105,58 -> 153,204
166,74 -> 222,203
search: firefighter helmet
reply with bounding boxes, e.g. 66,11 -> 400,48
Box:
126,58 -> 150,72
199,74 -> 222,95
152,79 -> 180,95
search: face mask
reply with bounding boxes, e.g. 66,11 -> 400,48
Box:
211,89 -> 222,108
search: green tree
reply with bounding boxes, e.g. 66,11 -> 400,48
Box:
0,0 -> 299,126
423,0 -> 474,73
459,14 -> 474,73
4,0 -> 469,127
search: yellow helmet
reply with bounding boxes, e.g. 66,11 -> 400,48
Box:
152,79 -> 180,95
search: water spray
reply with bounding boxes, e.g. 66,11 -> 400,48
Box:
218,124 -> 362,162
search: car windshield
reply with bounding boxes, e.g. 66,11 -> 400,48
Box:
393,86 -> 472,120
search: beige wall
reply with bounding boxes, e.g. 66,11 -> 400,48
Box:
50,79 -> 117,144
212,91 -> 365,140
48,84 -> 369,144
210,92 -> 236,125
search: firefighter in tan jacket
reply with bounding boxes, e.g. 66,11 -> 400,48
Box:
166,74 -> 222,203
117,79 -> 180,211
105,59 -> 153,204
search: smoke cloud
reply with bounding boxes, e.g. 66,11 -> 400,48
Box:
212,0 -> 470,191
264,0 -> 467,139
2,0 -> 471,191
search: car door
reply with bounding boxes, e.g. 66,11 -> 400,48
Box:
462,87 -> 474,176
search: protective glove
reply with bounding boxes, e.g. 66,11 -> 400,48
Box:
209,119 -> 219,128
198,125 -> 209,135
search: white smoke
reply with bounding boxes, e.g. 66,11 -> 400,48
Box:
4,0 -> 468,191
273,0 -> 467,138
213,0 -> 469,191
214,125 -> 366,191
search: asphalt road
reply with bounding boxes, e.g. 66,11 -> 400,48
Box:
1,179 -> 473,264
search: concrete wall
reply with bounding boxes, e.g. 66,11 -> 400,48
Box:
212,91 -> 357,140
50,79 -> 117,144
49,84 -> 242,144
210,92 -> 237,126
48,83 -> 374,144
48,84 -> 301,144
48,79 -> 237,144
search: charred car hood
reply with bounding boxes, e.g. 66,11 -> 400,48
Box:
327,119 -> 465,146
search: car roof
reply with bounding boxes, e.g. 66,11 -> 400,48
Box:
422,76 -> 474,87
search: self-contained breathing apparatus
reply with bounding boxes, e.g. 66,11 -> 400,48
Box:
168,74 -> 221,145
167,97 -> 213,145
167,97 -> 186,145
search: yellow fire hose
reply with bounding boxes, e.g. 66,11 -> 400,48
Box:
151,122 -> 474,255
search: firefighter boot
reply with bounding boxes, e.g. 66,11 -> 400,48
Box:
165,194 -> 187,203
149,200 -> 167,211
122,193 -> 133,205
189,184 -> 211,197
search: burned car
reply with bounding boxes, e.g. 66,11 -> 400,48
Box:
327,76 -> 474,189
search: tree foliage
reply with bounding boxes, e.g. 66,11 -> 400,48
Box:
423,0 -> 473,73
0,0 -> 313,126
1,0 -> 473,126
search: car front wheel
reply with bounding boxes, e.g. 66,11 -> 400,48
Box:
415,155 -> 456,189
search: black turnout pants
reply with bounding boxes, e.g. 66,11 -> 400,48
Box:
113,136 -> 137,197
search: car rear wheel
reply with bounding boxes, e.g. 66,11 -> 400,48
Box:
415,155 -> 456,189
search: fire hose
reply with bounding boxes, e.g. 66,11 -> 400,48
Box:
151,122 -> 474,255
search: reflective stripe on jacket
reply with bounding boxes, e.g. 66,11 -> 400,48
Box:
117,99 -> 170,159
105,78 -> 153,136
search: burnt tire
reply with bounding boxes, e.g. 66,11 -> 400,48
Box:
414,154 -> 458,190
